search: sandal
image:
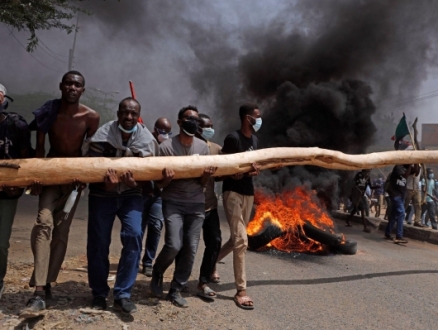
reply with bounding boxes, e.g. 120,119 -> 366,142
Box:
233,294 -> 254,310
197,286 -> 216,301
210,271 -> 220,283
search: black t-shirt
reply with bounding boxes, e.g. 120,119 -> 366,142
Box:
353,172 -> 371,193
222,130 -> 258,196
389,164 -> 409,197
0,113 -> 31,199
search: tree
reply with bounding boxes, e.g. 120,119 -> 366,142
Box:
0,1 -> 119,52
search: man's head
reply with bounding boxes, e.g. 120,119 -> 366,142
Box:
196,113 -> 214,141
154,117 -> 172,143
427,168 -> 434,179
239,103 -> 261,132
59,71 -> 85,104
0,84 -> 6,110
177,105 -> 199,137
117,97 -> 141,132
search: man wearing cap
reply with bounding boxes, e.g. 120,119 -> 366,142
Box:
0,83 -> 32,299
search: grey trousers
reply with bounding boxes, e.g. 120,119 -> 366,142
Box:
153,200 -> 204,291
0,198 -> 19,284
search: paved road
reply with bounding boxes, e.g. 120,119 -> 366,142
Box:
4,194 -> 438,329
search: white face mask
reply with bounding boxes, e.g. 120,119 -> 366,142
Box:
248,115 -> 262,132
157,133 -> 170,143
201,127 -> 215,140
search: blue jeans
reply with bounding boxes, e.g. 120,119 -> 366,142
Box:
0,199 -> 18,285
385,195 -> 405,238
141,195 -> 164,267
87,194 -> 143,300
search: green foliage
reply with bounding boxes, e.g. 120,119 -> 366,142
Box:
0,0 -> 86,52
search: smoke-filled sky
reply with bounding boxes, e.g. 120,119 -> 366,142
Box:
1,0 -> 438,146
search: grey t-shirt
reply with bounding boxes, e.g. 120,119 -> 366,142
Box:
159,135 -> 209,203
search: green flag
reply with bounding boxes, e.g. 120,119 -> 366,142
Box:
394,113 -> 410,140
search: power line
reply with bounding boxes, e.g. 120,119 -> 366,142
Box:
38,38 -> 68,58
36,40 -> 68,64
7,28 -> 63,73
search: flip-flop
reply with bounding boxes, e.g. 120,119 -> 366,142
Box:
197,286 -> 216,301
210,271 -> 220,283
233,295 -> 254,310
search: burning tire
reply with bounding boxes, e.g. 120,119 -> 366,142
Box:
302,221 -> 343,247
247,221 -> 285,251
334,240 -> 357,255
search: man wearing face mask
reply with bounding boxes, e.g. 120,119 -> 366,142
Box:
194,113 -> 222,301
140,117 -> 172,277
83,97 -> 158,314
214,103 -> 260,310
424,168 -> 438,230
0,83 -> 32,300
150,106 -> 217,308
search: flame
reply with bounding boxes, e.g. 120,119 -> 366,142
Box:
247,187 -> 335,253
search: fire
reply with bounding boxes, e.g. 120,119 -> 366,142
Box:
247,187 -> 335,253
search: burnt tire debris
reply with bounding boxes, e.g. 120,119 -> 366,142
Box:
247,219 -> 357,255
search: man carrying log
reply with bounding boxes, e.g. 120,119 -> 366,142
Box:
140,117 -> 172,277
0,83 -> 32,300
21,71 -> 100,316
215,103 -> 261,310
150,106 -> 217,308
84,97 -> 158,314
194,113 -> 222,301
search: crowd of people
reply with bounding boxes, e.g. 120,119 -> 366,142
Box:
0,70 -> 262,315
346,142 -> 438,244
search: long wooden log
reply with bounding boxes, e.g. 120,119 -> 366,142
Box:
1,147 -> 438,187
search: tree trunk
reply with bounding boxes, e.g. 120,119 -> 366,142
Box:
1,147 -> 438,187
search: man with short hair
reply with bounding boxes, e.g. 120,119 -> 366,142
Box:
215,103 -> 261,310
347,169 -> 375,232
403,146 -> 424,227
423,168 -> 438,230
150,106 -> 217,308
385,161 -> 418,244
0,83 -> 31,300
194,113 -> 222,301
140,117 -> 172,277
22,71 -> 100,316
85,97 -> 158,314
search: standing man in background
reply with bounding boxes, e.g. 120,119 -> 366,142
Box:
194,113 -> 222,301
141,117 -> 172,277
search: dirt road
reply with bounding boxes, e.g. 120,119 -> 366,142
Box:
1,194 -> 438,329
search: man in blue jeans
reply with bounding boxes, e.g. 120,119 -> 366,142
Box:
141,117 -> 172,277
385,162 -> 417,244
84,97 -> 158,314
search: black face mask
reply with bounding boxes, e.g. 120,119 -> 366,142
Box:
0,100 -> 8,113
181,119 -> 198,136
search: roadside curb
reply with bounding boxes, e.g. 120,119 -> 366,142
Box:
331,211 -> 438,245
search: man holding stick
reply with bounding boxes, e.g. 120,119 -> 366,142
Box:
150,106 -> 217,308
215,103 -> 261,310
22,71 -> 100,316
85,97 -> 157,314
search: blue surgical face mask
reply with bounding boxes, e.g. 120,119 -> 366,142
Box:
201,127 -> 215,141
118,124 -> 138,134
249,115 -> 262,132
428,173 -> 434,179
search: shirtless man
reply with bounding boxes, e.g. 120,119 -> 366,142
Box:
21,71 -> 100,316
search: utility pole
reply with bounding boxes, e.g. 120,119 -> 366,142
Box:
68,14 -> 80,71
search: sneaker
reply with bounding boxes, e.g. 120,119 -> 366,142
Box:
167,289 -> 188,308
413,222 -> 426,228
20,295 -> 46,318
142,265 -> 153,277
0,282 -> 4,300
150,271 -> 163,297
114,298 -> 137,314
383,234 -> 393,240
92,296 -> 107,310
394,237 -> 408,244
